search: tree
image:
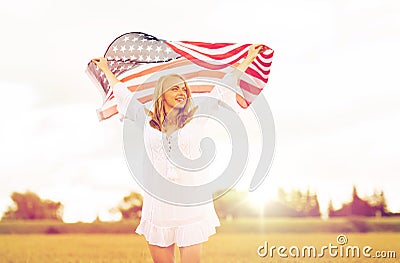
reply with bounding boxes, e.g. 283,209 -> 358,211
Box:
111,192 -> 143,220
2,191 -> 63,221
271,188 -> 321,217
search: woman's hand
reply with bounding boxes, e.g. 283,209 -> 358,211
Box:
234,44 -> 265,74
246,44 -> 265,61
91,57 -> 120,88
91,57 -> 109,72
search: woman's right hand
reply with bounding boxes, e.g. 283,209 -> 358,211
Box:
91,57 -> 109,72
91,57 -> 120,88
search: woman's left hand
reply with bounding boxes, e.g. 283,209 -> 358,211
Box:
247,44 -> 265,61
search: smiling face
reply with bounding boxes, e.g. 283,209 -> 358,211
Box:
162,76 -> 188,112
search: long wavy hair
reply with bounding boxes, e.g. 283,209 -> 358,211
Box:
146,74 -> 198,132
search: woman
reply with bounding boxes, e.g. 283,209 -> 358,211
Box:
92,44 -> 264,263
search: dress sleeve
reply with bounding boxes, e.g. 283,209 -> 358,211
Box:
113,82 -> 146,122
208,71 -> 244,114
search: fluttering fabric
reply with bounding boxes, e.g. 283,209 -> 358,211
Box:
86,32 -> 273,121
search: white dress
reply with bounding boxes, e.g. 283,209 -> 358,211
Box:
113,73 -> 243,247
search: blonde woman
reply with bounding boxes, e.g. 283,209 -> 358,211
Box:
92,44 -> 263,263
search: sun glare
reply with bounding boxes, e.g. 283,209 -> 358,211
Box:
247,190 -> 270,208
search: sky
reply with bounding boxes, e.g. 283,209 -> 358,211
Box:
0,0 -> 399,222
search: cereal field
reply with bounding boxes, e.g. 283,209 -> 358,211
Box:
1,233 -> 399,263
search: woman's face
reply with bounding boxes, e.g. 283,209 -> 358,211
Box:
162,76 -> 188,111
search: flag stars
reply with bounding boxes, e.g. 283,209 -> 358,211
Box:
137,45 -> 143,52
155,56 -> 160,61
156,46 -> 162,53
130,55 -> 137,60
139,55 -> 144,60
141,38 -> 148,42
129,45 -> 135,51
146,55 -> 151,61
146,45 -> 153,52
120,45 -> 126,52
123,36 -> 130,42
132,37 -> 138,42
113,46 -> 119,53
165,47 -> 172,54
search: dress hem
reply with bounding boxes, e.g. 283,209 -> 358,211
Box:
135,218 -> 221,247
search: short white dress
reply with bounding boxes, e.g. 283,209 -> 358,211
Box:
113,73 -> 243,247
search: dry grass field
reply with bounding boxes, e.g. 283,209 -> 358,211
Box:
1,233 -> 399,263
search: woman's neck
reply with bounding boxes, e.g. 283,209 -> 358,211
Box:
163,108 -> 180,133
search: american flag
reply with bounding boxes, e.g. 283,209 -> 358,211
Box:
86,32 -> 273,121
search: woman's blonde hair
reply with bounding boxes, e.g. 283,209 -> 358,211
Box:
146,74 -> 198,132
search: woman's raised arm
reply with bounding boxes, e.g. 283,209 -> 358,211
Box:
233,44 -> 265,77
213,44 -> 265,110
92,57 -> 145,122
91,57 -> 120,88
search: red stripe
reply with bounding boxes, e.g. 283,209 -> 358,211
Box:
245,67 -> 269,83
172,42 -> 251,61
166,43 -> 247,70
100,105 -> 118,120
251,60 -> 271,76
260,50 -> 274,59
239,80 -> 263,96
179,41 -> 234,49
255,56 -> 272,68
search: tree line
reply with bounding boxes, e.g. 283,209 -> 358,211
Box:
2,186 -> 399,221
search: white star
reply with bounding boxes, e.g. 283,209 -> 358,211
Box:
123,36 -> 130,42
130,55 -> 137,60
163,57 -> 169,61
132,37 -> 138,42
107,56 -> 113,60
129,45 -> 135,51
113,46 -> 119,52
137,45 -> 143,52
139,55 -> 144,60
141,38 -> 148,42
146,55 -> 151,61
146,45 -> 153,52
114,56 -> 120,61
122,56 -> 127,61
120,45 -> 126,52
165,47 -> 171,54
155,56 -> 160,61
156,46 -> 162,53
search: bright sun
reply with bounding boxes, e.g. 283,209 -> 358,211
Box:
247,190 -> 270,208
